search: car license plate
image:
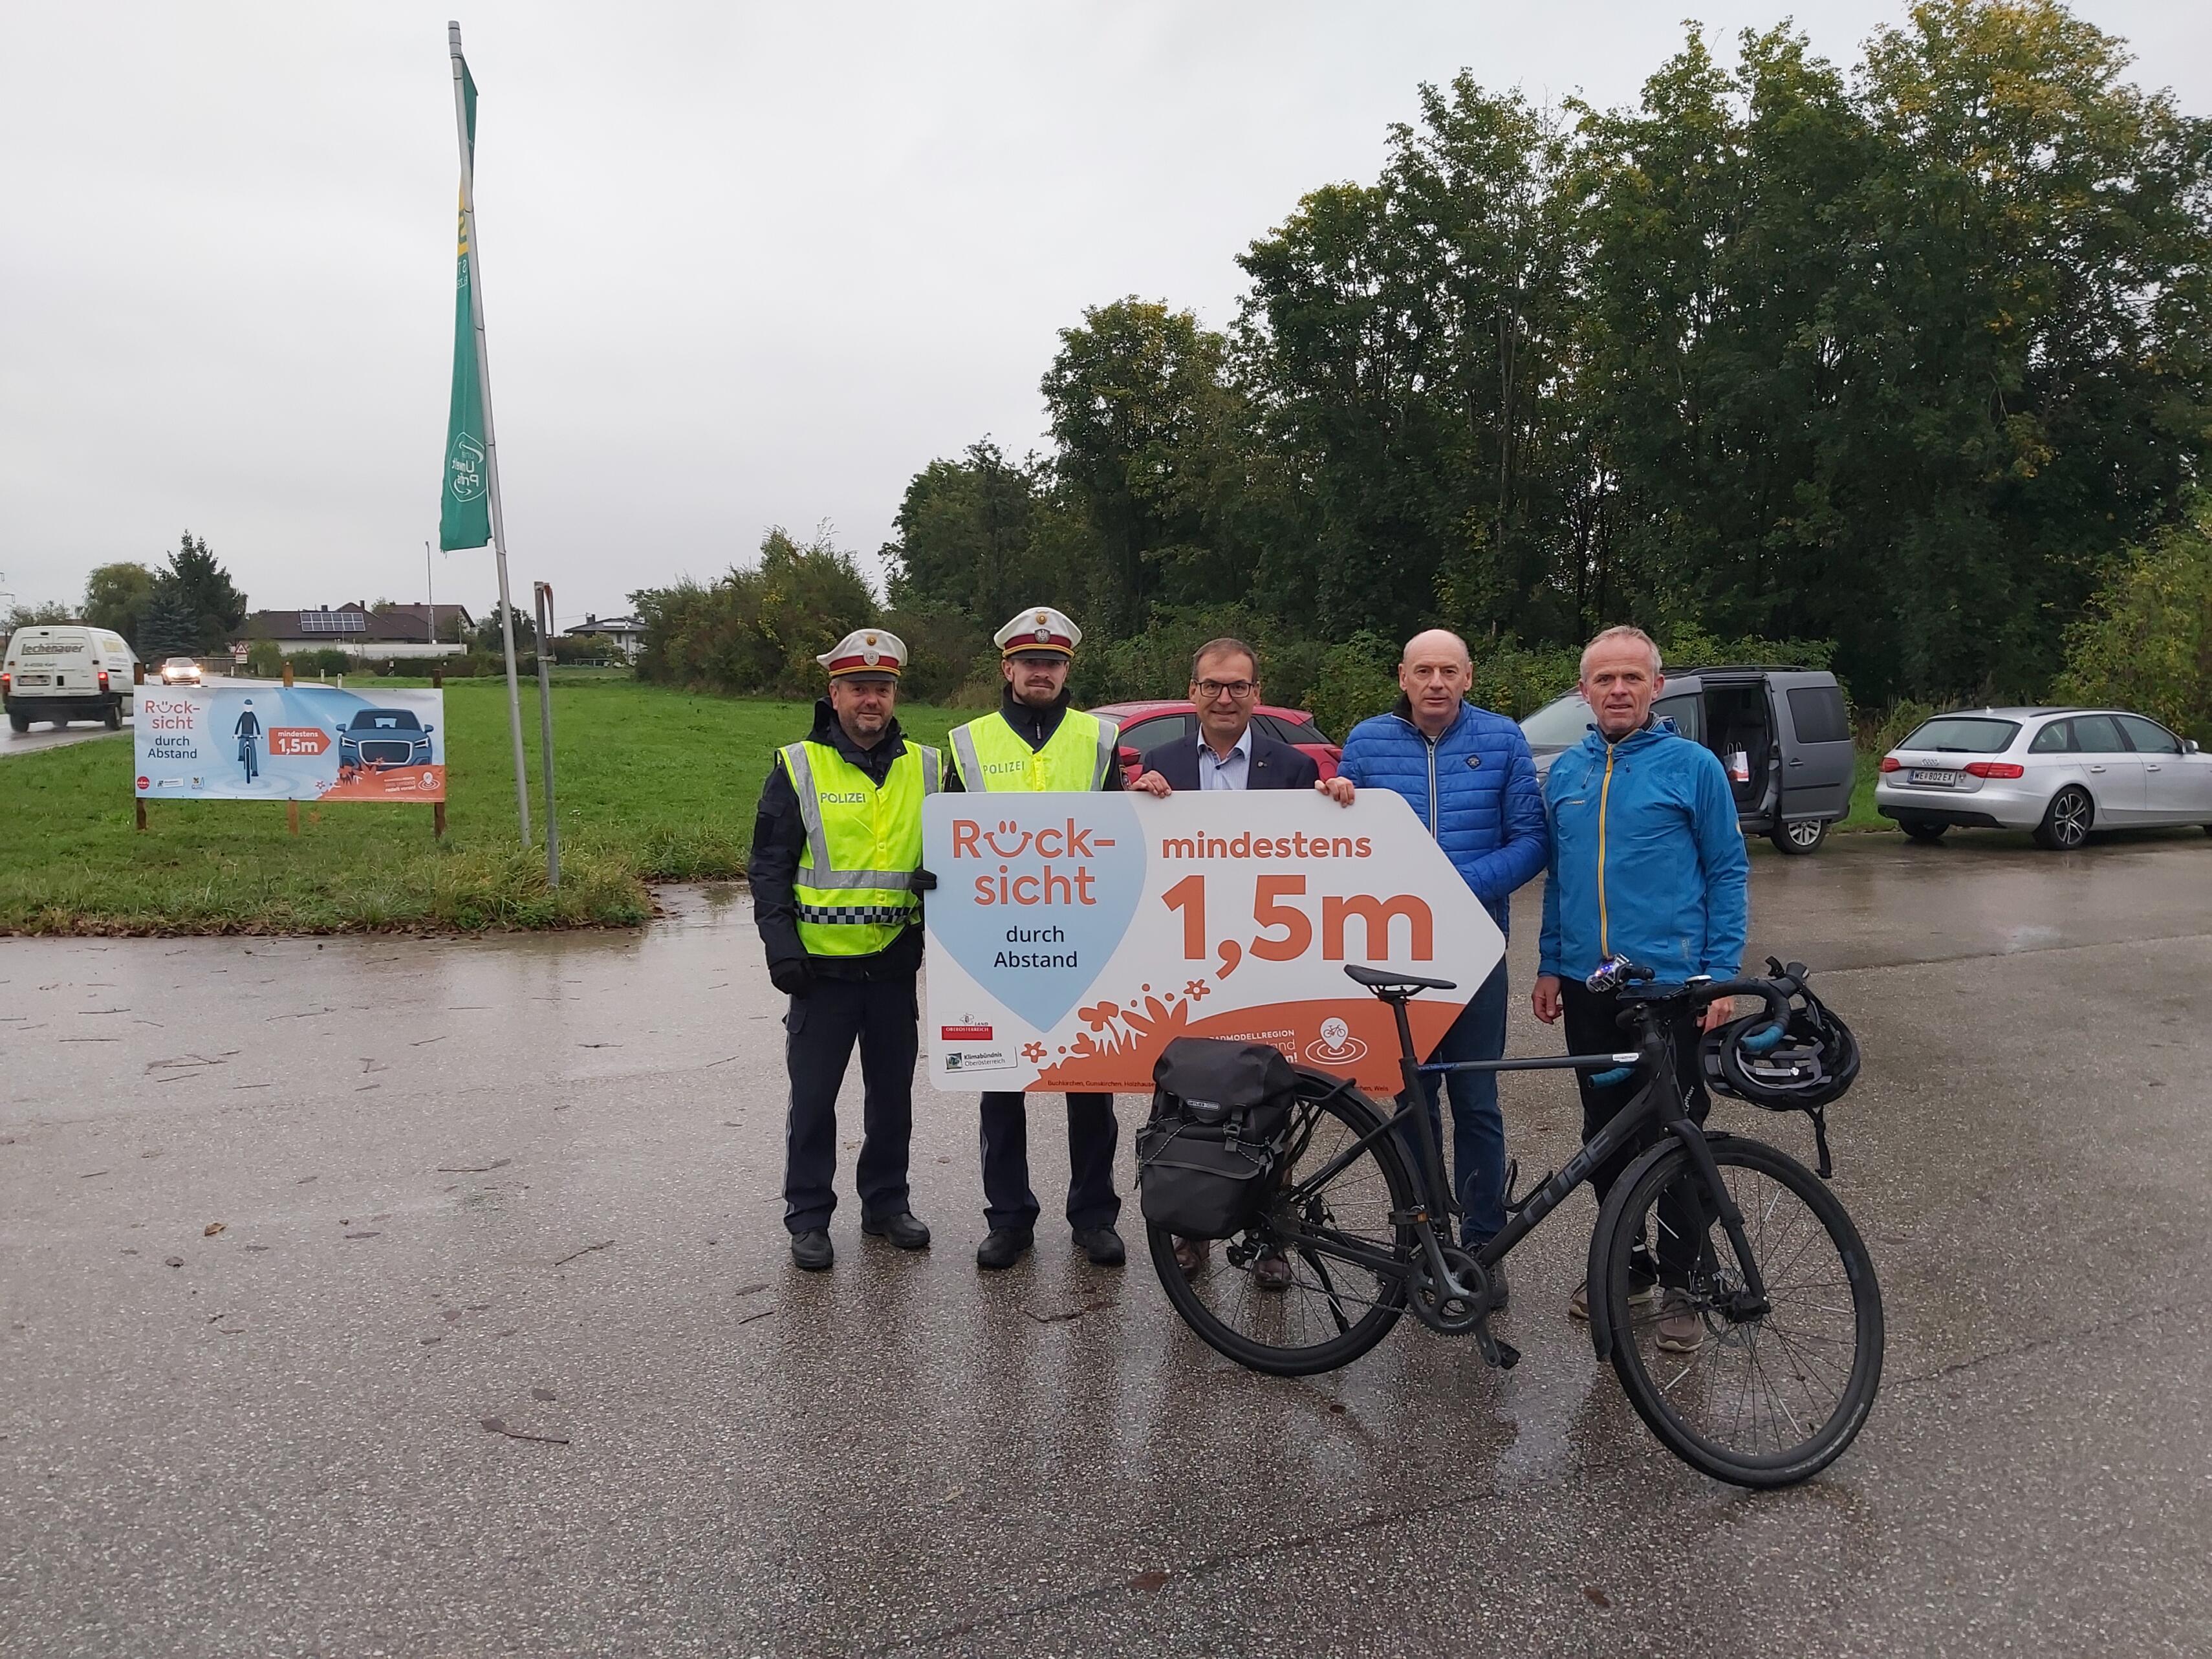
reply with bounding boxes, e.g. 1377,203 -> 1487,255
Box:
1909,768 -> 1960,786
18,673 -> 49,686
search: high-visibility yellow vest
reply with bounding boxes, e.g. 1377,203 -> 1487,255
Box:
781,738 -> 940,957
948,708 -> 1120,794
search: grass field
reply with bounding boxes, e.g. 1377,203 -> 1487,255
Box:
0,678 -> 975,934
0,678 -> 1898,933
1839,749 -> 1892,832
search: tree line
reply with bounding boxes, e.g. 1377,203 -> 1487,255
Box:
636,1 -> 2212,735
69,534 -> 248,660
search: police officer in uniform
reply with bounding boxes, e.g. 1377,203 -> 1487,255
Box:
944,607 -> 1126,1272
749,629 -> 938,1271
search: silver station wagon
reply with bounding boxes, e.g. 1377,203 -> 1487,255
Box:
1876,708 -> 2212,850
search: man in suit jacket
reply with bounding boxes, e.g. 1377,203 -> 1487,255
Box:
1131,636 -> 1343,1285
1131,637 -> 1325,796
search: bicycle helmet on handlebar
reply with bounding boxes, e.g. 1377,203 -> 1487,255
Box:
1701,959 -> 1859,1176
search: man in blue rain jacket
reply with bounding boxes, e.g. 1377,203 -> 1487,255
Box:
1533,623 -> 1748,1350
1326,629 -> 1547,1281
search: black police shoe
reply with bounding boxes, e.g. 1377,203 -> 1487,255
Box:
790,1229 -> 833,1271
1072,1225 -> 1127,1266
975,1227 -> 1034,1270
862,1211 -> 931,1250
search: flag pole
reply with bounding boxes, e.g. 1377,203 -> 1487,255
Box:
449,20 -> 532,847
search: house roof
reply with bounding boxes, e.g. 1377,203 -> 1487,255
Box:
375,602 -> 475,631
242,603 -> 475,643
562,613 -> 645,637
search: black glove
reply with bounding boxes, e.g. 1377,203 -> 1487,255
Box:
769,959 -> 815,998
910,868 -> 938,891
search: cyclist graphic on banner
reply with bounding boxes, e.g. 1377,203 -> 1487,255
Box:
234,699 -> 262,783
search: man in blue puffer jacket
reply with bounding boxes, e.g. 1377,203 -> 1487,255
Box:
1327,629 -> 1548,1275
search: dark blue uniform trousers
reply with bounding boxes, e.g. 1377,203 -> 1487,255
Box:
979,1092 -> 1120,1233
782,975 -> 918,1235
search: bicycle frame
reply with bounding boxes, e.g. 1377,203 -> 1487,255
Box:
1273,983 -> 1776,1332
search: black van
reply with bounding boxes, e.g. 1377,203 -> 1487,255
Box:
1519,666 -> 1856,854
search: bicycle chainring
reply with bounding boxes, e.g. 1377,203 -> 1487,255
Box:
1408,1246 -> 1493,1336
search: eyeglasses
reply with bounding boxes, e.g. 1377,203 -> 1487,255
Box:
1195,679 -> 1257,700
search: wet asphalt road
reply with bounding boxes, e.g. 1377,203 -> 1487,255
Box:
0,722 -> 131,760
5,830 -> 2210,1657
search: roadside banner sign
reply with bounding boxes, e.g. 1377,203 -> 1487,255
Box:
920,791 -> 1503,1093
135,686 -> 446,803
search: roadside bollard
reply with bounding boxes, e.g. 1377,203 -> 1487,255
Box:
532,581 -> 559,889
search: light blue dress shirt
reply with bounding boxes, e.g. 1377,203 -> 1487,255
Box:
1198,732 -> 1251,790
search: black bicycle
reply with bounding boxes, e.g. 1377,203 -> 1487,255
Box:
1145,960 -> 1884,1488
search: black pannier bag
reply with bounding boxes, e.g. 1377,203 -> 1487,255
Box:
1136,1038 -> 1300,1239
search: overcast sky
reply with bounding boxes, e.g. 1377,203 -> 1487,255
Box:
3,2 -> 2205,631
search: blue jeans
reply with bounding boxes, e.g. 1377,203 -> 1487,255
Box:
1415,961 -> 1509,1245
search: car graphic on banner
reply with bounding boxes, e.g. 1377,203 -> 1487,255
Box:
133,686 -> 446,802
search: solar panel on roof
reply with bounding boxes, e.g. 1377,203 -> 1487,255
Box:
298,611 -> 365,634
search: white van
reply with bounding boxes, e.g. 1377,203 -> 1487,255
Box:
3,626 -> 139,732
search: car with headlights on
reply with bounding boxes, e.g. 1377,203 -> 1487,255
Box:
1876,708 -> 2212,850
159,656 -> 203,685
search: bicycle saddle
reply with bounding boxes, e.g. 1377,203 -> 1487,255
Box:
1342,964 -> 1458,995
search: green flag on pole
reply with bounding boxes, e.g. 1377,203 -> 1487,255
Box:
439,58 -> 489,551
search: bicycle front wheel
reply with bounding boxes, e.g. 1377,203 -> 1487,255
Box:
1148,1083 -> 1416,1377
1597,1134 -> 1883,1488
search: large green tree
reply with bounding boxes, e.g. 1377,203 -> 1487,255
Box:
1843,0 -> 2212,695
871,0 -> 2212,708
1572,26 -> 1885,647
1240,81 -> 1587,644
134,582 -> 201,659
880,440 -> 1059,625
1041,299 -> 1255,634
3,601 -> 72,640
2054,493 -> 2212,741
158,532 -> 248,655
633,526 -> 874,699
82,562 -> 157,647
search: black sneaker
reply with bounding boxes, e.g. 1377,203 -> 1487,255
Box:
1072,1225 -> 1126,1266
789,1229 -> 832,1272
975,1227 -> 1034,1270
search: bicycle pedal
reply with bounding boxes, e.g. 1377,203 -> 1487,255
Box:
1471,1321 -> 1520,1370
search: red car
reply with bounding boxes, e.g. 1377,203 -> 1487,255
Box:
1089,700 -> 1342,783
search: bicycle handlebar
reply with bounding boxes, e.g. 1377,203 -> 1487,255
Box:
1586,957 -> 1797,1041
1690,976 -> 1792,1031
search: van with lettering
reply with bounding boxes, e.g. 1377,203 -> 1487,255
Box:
3,625 -> 139,733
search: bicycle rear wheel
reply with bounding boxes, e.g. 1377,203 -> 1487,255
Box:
1148,1083 -> 1415,1376
1596,1134 -> 1883,1488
